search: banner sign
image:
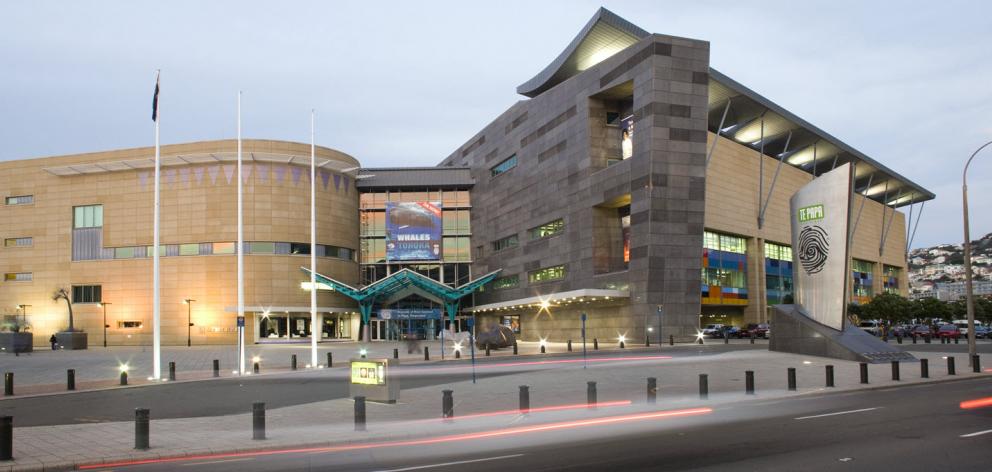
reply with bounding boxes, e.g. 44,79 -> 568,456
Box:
385,201 -> 442,261
379,308 -> 442,320
790,163 -> 853,331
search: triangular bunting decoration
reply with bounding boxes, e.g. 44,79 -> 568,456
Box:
241,164 -> 253,184
333,173 -> 341,191
274,166 -> 286,183
258,164 -> 270,184
320,170 -> 330,190
138,171 -> 148,190
179,167 -> 190,186
194,166 -> 205,185
291,166 -> 302,185
223,165 -> 235,184
209,165 -> 220,185
165,168 -> 176,186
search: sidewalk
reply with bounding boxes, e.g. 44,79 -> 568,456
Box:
2,348 -> 988,471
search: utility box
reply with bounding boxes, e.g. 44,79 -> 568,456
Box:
349,358 -> 399,403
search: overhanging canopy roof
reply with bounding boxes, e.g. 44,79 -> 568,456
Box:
515,8 -> 934,209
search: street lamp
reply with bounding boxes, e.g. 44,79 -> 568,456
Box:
962,140 -> 992,367
99,302 -> 111,348
183,299 -> 196,347
16,304 -> 30,326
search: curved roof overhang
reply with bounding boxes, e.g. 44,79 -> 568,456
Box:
516,7 -> 647,97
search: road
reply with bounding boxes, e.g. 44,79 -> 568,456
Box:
96,376 -> 992,472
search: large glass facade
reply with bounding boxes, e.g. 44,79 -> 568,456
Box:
765,242 -> 794,305
883,264 -> 900,295
851,259 -> 874,305
701,231 -> 748,305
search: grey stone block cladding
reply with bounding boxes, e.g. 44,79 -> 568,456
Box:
439,33 -> 710,342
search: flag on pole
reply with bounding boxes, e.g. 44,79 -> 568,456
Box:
152,72 -> 160,121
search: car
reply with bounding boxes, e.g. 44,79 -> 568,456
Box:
936,324 -> 960,339
743,323 -> 770,338
975,326 -> 991,339
702,324 -> 724,337
859,320 -> 881,336
887,325 -> 911,338
910,325 -> 932,338
953,320 -> 986,338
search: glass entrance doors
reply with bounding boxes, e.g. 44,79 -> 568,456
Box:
256,312 -> 354,343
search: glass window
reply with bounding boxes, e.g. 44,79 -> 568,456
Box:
361,211 -> 385,237
179,243 -> 200,256
213,242 -> 235,254
290,243 -> 311,255
443,210 -> 471,234
492,234 -> 519,252
4,237 -> 32,247
530,218 -> 564,239
764,242 -> 792,261
528,265 -> 565,284
4,272 -> 32,282
442,236 -> 471,262
73,205 -> 103,229
5,195 -> 33,205
490,154 -> 517,177
493,274 -> 519,290
249,242 -> 275,254
115,247 -> 135,259
72,285 -> 102,303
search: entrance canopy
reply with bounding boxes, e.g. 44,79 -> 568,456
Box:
301,267 -> 501,325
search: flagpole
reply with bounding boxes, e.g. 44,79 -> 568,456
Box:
152,70 -> 162,380
237,91 -> 246,375
310,109 -> 318,368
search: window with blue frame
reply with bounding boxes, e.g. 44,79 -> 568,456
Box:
701,231 -> 748,305
851,259 -> 874,304
883,265 -> 900,294
764,242 -> 794,305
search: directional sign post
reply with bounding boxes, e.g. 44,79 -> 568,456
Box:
656,305 -> 663,349
581,313 -> 587,369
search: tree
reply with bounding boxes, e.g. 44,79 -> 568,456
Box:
52,287 -> 76,332
861,293 -> 913,325
912,297 -> 951,322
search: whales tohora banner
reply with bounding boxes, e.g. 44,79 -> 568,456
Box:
385,202 -> 442,261
790,163 -> 853,331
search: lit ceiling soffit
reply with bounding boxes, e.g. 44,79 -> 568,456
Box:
516,7 -> 648,98
707,69 -> 935,208
43,152 -> 357,177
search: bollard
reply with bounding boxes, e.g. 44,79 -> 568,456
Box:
593,338 -> 599,350
354,396 -> 366,431
291,354 -> 298,370
750,336 -> 754,345
120,371 -> 128,386
955,337 -> 959,345
253,362 -> 260,374
455,350 -> 461,359
860,362 -> 869,384
787,367 -> 797,391
697,336 -> 704,345
647,377 -> 657,404
920,358 -> 929,378
645,334 -> 650,347
3,373 -> 11,396
587,381 -> 597,408
891,361 -> 900,381
925,334 -> 931,344
485,344 -> 491,357
513,342 -> 518,355
825,365 -> 835,387
724,332 -> 729,344
698,374 -> 708,399
327,352 -> 333,368
0,416 -> 10,461
567,340 -> 572,352
897,335 -> 903,344
442,390 -> 454,419
519,385 -> 530,413
540,344 -> 546,354
67,369 -> 76,391
973,355 -> 981,373
213,359 -> 220,378
947,356 -> 956,375
912,334 -> 917,344
424,346 -> 430,361
252,402 -> 266,440
393,348 -> 399,360
669,334 -> 674,346
745,370 -> 755,395
134,408 -> 150,450
620,340 -> 625,349
168,361 -> 176,381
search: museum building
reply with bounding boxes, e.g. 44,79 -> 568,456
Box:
0,8 -> 933,346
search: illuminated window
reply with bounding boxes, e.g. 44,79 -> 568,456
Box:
492,234 -> 518,252
4,272 -> 32,282
114,247 -> 135,259
764,242 -> 793,261
72,285 -> 102,304
493,274 -> 519,290
73,205 -> 103,229
530,218 -> 564,239
528,265 -> 566,284
883,265 -> 901,294
490,154 -> 517,177
213,242 -> 235,254
442,236 -> 471,262
5,195 -> 33,205
4,237 -> 32,247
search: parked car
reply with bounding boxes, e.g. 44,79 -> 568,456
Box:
953,320 -> 986,338
975,326 -> 990,339
720,325 -> 742,338
910,325 -> 932,338
859,320 -> 881,336
887,325 -> 911,338
702,324 -> 724,337
743,323 -> 770,339
936,324 -> 960,339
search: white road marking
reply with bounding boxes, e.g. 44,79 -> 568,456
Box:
372,454 -> 524,471
960,429 -> 992,438
180,457 -> 254,467
794,407 -> 880,420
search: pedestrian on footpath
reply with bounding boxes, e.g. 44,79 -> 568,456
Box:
50,334 -> 57,350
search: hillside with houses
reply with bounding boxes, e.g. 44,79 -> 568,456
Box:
908,232 -> 992,300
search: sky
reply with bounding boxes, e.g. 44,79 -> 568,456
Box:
1,0 -> 990,249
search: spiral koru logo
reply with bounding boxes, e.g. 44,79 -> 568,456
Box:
798,225 -> 829,275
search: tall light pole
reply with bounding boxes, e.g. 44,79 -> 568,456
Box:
16,304 -> 30,327
962,140 -> 992,367
183,299 -> 195,347
100,302 -> 111,348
